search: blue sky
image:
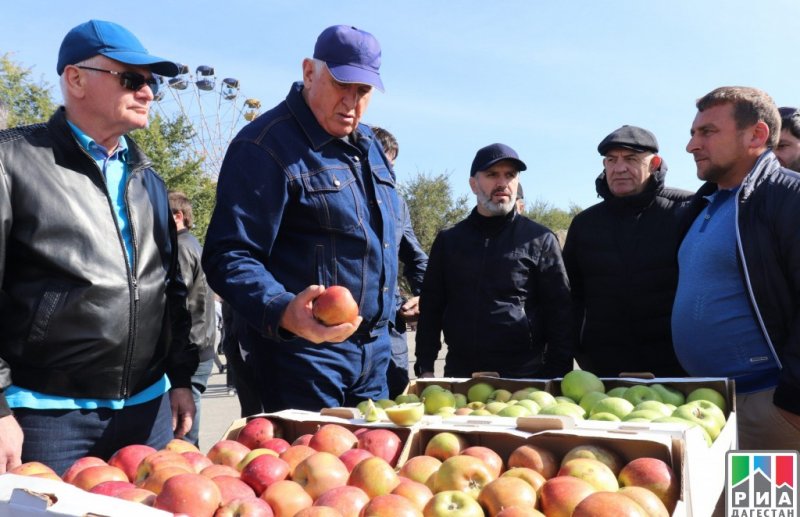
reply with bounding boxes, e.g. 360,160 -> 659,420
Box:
2,1 -> 798,210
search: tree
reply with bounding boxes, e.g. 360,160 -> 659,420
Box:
399,171 -> 470,256
524,198 -> 581,233
0,53 -> 57,126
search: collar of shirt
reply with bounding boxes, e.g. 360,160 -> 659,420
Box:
66,120 -> 129,162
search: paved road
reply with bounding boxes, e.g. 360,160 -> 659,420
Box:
197,331 -> 447,452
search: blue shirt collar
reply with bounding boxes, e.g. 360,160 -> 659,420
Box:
66,120 -> 128,161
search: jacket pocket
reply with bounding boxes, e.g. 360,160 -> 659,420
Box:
302,167 -> 360,233
28,285 -> 69,343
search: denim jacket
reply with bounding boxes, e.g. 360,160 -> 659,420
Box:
202,82 -> 399,342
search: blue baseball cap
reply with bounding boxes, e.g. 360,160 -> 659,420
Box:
471,143 -> 527,176
313,25 -> 384,92
57,20 -> 179,77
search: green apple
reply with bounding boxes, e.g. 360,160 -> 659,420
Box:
498,404 -> 533,417
511,387 -> 537,400
653,416 -> 713,446
394,393 -> 420,404
560,370 -> 605,402
421,384 -> 447,399
687,387 -> 727,413
485,401 -> 509,414
672,402 -> 724,440
555,396 -> 577,404
623,385 -> 662,405
385,402 -> 424,426
453,393 -> 468,409
606,386 -> 629,398
622,409 -> 664,422
528,391 -> 557,409
376,398 -> 397,409
684,400 -> 726,427
488,389 -> 513,403
539,402 -> 586,419
650,383 -> 686,406
588,412 -> 622,422
437,406 -> 457,418
515,399 -> 541,414
589,397 -> 634,419
470,409 -> 492,416
356,399 -> 373,415
466,382 -> 495,404
466,401 -> 485,410
634,400 -> 672,417
579,391 -> 609,414
423,489 -> 484,517
424,389 -> 457,415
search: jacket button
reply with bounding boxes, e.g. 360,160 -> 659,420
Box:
334,179 -> 341,187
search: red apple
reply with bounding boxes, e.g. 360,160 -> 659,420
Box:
237,417 -> 276,450
138,465 -> 194,495
308,424 -> 358,456
238,448 -> 280,471
72,464 -> 129,491
262,438 -> 291,455
347,456 -> 399,499
89,480 -> 136,497
203,464 -> 242,479
461,446 -> 504,479
398,455 -> 442,485
391,477 -> 433,512
183,451 -> 214,473
538,475 -> 597,517
312,286 -> 359,326
163,438 -> 201,454
293,451 -> 349,499
572,491 -> 648,516
294,508 -> 343,517
357,428 -> 402,467
558,458 -> 619,491
213,475 -> 257,505
618,486 -> 670,517
561,444 -> 625,477
478,476 -> 538,517
495,508 -> 546,517
62,456 -> 108,484
339,448 -> 374,472
618,457 -> 680,514
240,454 -> 290,495
109,444 -> 157,482
216,496 -> 275,517
423,432 -> 468,462
429,455 -> 493,499
501,467 -> 546,493
115,487 -> 157,506
208,440 -> 252,468
293,434 -> 314,446
279,444 -> 317,477
507,444 -> 559,479
9,461 -> 58,478
362,493 -> 423,517
260,479 -> 313,517
154,472 -> 222,517
134,449 -> 193,485
423,490 -> 483,517
314,485 -> 370,517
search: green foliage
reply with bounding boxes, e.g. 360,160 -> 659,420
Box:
524,198 -> 581,233
131,114 -> 216,242
0,53 -> 57,126
399,171 -> 470,256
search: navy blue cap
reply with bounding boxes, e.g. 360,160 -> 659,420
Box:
597,125 -> 659,156
57,20 -> 179,77
471,143 -> 527,176
313,25 -> 384,92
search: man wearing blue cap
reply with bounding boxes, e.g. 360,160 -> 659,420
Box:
0,20 -> 196,474
415,144 -> 576,378
203,25 -> 399,411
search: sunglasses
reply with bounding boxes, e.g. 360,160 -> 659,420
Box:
76,65 -> 161,95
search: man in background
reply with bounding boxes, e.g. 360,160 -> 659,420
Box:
774,106 -> 800,172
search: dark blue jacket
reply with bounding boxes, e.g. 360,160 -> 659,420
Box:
202,82 -> 399,343
679,151 -> 800,416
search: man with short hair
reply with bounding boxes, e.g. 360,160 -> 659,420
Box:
0,20 -> 196,474
674,86 -> 800,450
203,25 -> 399,411
415,143 -> 575,378
775,106 -> 800,172
515,183 -> 526,214
169,191 -> 216,447
562,126 -> 691,377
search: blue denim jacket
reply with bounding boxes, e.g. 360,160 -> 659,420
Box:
202,82 -> 399,342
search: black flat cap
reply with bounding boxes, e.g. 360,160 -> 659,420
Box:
597,125 -> 659,155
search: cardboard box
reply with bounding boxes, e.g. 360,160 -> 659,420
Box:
0,474 -> 170,516
221,409 -> 418,467
408,420 -> 687,516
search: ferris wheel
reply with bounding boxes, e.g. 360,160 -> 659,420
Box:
152,64 -> 261,177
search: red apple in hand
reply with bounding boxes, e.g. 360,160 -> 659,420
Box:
312,286 -> 359,326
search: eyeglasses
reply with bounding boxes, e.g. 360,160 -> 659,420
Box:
76,65 -> 160,95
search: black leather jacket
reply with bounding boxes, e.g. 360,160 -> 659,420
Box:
679,151 -> 800,416
0,108 -> 196,416
415,208 -> 576,378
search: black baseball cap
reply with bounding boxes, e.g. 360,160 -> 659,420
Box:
597,125 -> 659,156
470,143 -> 527,176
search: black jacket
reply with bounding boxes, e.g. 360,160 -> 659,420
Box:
562,168 -> 692,377
177,229 -> 217,362
415,208 -> 575,378
679,151 -> 800,416
0,108 -> 196,416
